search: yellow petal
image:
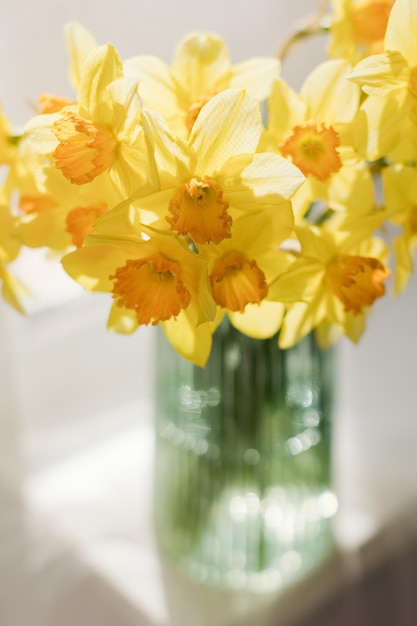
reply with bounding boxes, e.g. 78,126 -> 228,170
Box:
62,242 -> 136,291
217,205 -> 293,255
343,310 -> 367,343
229,300 -> 285,339
324,158 -> 374,214
302,59 -> 360,124
162,312 -> 213,367
314,319 -> 340,350
385,0 -> 417,67
106,78 -> 142,138
78,44 -> 123,119
18,210 -> 71,251
348,50 -> 409,95
65,22 -> 98,92
279,298 -> 326,349
124,55 -> 185,124
23,112 -> 63,154
393,234 -> 414,293
171,33 -> 230,101
295,225 -> 335,260
219,152 -> 304,206
231,57 -> 280,100
141,109 -> 191,185
107,301 -> 139,333
268,259 -> 325,302
264,78 -> 307,143
0,266 -> 25,314
190,89 -> 261,175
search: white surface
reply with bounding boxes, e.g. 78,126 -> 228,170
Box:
0,414 -> 414,626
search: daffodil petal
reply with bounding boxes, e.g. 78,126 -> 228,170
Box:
279,298 -> 325,348
171,33 -> 230,100
302,59 -> 360,124
343,311 -> 366,343
231,57 -> 280,101
190,89 -> 261,175
393,234 -> 414,294
124,55 -> 186,121
78,44 -> 123,118
324,160 -> 374,214
141,109 -> 191,185
219,152 -> 304,205
264,78 -> 307,141
295,225 -> 335,259
268,260 -> 325,302
65,22 -> 98,91
229,300 -> 284,339
162,312 -> 213,367
0,266 -> 25,314
62,242 -> 138,291
18,210 -> 71,251
385,0 -> 417,66
315,320 -> 340,350
107,301 -> 139,333
349,50 -> 409,95
23,113 -> 61,154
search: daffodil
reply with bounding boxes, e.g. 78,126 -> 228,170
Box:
260,59 -> 374,221
23,42 -> 156,197
0,192 -> 25,313
328,0 -> 394,64
62,226 -> 217,366
382,163 -> 417,293
349,0 -> 417,161
76,89 -> 303,356
124,32 -> 280,138
4,125 -> 125,252
199,207 -> 295,339
96,89 -> 303,250
0,103 -> 16,166
268,221 -> 390,348
64,22 -> 99,94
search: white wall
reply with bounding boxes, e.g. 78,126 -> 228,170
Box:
1,1 -> 324,126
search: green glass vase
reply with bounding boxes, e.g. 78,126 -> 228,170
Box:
153,318 -> 337,592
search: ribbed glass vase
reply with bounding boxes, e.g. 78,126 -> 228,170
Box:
153,318 -> 337,593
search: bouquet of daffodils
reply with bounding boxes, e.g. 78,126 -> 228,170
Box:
0,0 -> 414,366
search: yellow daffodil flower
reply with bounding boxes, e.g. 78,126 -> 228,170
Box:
382,163 -> 417,293
0,194 -> 25,313
3,15 -> 411,361
199,207 -> 295,339
0,103 -> 16,166
14,158 -> 124,252
23,43 -> 156,197
5,129 -> 123,252
62,226 -> 217,366
65,22 -> 99,94
68,89 -> 303,360
124,32 -> 280,138
268,222 -> 390,348
96,89 -> 303,249
328,0 -> 394,64
260,59 -> 374,221
349,0 -> 417,161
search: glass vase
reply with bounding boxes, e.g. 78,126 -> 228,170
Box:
153,318 -> 337,593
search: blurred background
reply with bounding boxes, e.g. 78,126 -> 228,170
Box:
1,0 -> 417,624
